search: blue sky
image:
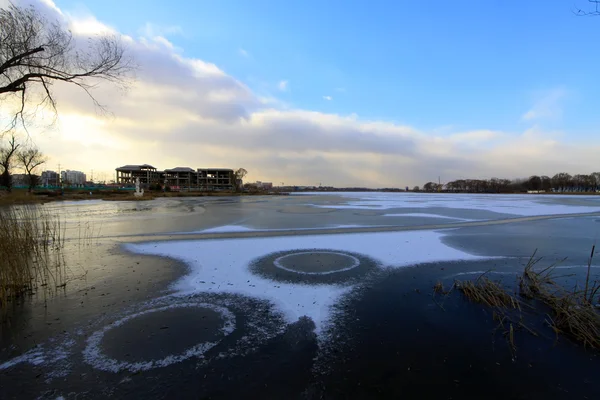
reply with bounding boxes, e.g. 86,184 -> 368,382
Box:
5,0 -> 599,186
53,0 -> 600,137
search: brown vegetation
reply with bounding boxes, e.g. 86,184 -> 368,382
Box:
520,249 -> 600,349
0,206 -> 66,308
442,249 -> 600,352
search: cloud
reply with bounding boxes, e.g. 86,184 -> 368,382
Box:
278,80 -> 288,91
4,0 -> 599,188
238,48 -> 249,57
139,22 -> 184,39
323,96 -> 333,101
522,88 -> 566,121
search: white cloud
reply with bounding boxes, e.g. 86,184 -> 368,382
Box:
522,88 -> 566,121
3,1 -> 599,187
139,22 -> 184,39
278,80 -> 288,91
238,48 -> 249,57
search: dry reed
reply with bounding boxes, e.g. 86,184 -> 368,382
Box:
0,206 -> 66,308
519,248 -> 600,349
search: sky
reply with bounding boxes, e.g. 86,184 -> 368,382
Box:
2,0 -> 600,187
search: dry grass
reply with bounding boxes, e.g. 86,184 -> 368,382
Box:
450,248 -> 600,351
519,248 -> 600,349
457,276 -> 522,311
0,206 -> 66,308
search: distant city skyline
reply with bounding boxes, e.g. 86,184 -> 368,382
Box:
2,0 -> 600,187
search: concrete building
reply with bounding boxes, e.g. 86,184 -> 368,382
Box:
11,174 -> 29,187
115,164 -> 235,190
164,167 -> 196,190
197,168 -> 235,191
61,170 -> 87,186
115,164 -> 161,186
41,170 -> 60,187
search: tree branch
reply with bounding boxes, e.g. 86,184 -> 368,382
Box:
0,46 -> 44,75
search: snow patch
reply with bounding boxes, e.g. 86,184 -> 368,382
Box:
0,335 -> 75,380
126,230 -> 480,334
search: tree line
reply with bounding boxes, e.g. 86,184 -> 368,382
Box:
419,173 -> 600,193
0,133 -> 46,192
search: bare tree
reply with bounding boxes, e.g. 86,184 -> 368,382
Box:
0,133 -> 20,191
591,172 -> 600,191
233,168 -> 247,192
17,146 -> 46,192
0,3 -> 133,131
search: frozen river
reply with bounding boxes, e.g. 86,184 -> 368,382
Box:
1,192 -> 600,399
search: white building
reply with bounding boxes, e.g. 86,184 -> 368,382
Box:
61,170 -> 87,186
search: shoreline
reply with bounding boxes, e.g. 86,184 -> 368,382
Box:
1,188 -> 599,207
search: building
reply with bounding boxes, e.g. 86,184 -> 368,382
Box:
257,181 -> 273,190
115,164 -> 161,186
61,170 -> 87,186
115,164 -> 235,190
11,174 -> 29,187
164,167 -> 196,190
41,170 -> 60,187
197,168 -> 234,190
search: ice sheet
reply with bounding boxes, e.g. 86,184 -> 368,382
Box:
306,192 -> 600,216
127,230 -> 480,334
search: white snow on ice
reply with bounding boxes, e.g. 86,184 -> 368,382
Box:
305,192 -> 600,216
83,303 -> 235,373
126,230 -> 481,334
273,251 -> 360,275
173,224 -> 382,235
383,213 -> 474,221
0,336 -> 75,377
199,225 -> 257,233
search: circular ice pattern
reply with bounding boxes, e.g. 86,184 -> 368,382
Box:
273,251 -> 360,275
83,302 -> 235,373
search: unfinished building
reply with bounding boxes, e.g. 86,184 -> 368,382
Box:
116,164 -> 234,191
197,168 -> 234,190
116,164 -> 161,185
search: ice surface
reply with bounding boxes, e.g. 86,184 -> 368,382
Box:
306,192 -> 600,216
383,213 -> 474,221
173,224 -> 381,235
200,225 -> 257,233
127,230 -> 480,334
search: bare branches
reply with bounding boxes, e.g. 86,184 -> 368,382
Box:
575,0 -> 600,16
233,168 -> 248,192
17,145 -> 46,191
0,3 -> 133,131
0,133 -> 21,191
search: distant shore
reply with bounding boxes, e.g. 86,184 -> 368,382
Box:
1,188 -> 599,206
